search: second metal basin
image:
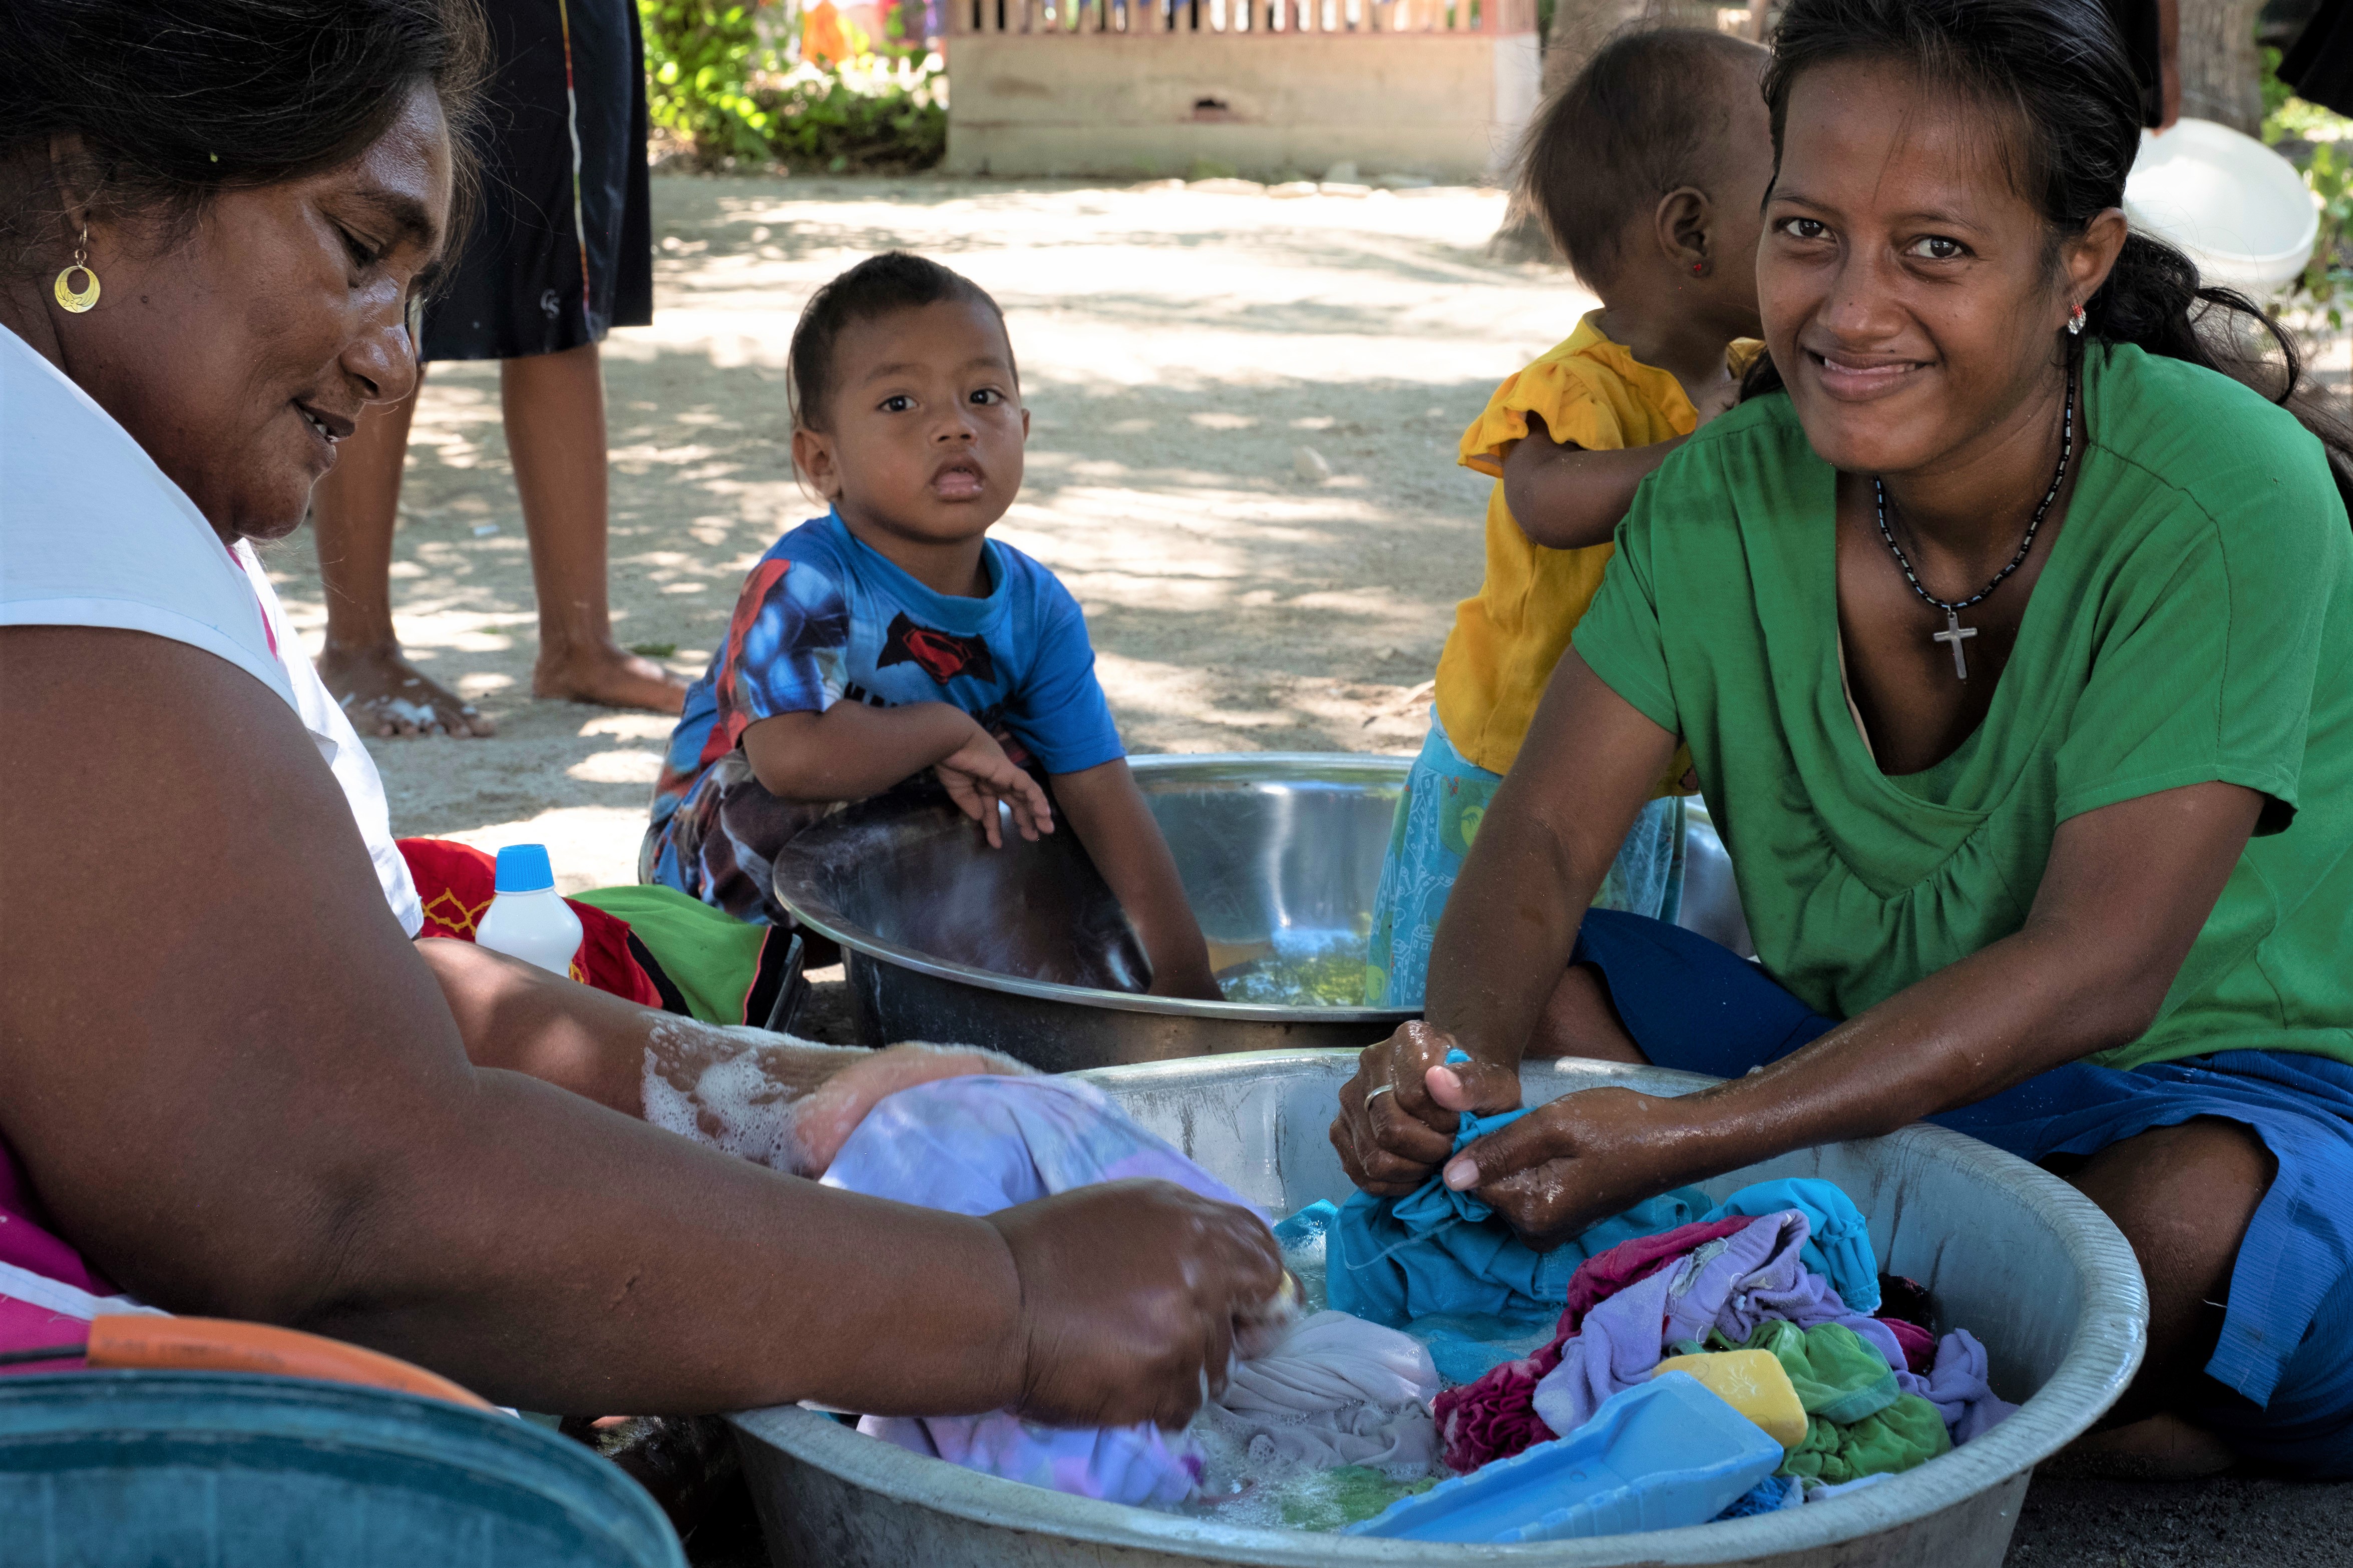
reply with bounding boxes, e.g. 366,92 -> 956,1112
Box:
773,753 -> 1752,1072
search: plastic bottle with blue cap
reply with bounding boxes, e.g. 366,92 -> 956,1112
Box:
476,844 -> 583,978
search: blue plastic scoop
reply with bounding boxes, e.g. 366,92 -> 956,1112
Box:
1346,1372 -> 1784,1543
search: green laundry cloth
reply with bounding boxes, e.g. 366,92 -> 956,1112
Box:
1741,1320 -> 1952,1485
1277,1466 -> 1439,1532
1743,1320 -> 1899,1425
571,884 -> 769,1024
1780,1391 -> 1950,1485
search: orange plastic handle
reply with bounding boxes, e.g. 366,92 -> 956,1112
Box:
85,1315 -> 495,1411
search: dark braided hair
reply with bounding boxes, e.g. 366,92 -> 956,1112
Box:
787,250 -> 1010,432
0,0 -> 489,277
1740,0 -> 2353,509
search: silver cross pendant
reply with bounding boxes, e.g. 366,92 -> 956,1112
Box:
1932,609 -> 1978,681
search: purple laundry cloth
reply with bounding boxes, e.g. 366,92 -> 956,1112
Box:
858,1413 -> 1204,1508
1921,1328 -> 2019,1445
822,1074 -> 1268,1506
1530,1209 -> 1913,1438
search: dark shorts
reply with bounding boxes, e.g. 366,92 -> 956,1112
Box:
1572,909 -> 2353,1477
422,0 -> 653,362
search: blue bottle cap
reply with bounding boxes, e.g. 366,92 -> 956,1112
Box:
493,843 -> 555,894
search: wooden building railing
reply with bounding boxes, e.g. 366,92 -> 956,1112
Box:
944,0 -> 1540,36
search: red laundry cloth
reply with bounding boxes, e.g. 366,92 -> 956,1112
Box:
1880,1315 -> 1936,1373
1432,1215 -> 1756,1472
398,839 -> 661,1009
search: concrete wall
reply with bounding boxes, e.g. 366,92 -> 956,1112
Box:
944,33 -> 1542,181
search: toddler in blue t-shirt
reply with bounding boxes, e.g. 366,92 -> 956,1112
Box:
643,252 -> 1221,999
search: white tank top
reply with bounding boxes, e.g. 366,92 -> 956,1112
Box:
0,323 -> 423,936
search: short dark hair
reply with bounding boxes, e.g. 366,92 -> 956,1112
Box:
788,251 -> 1010,430
1517,28 -> 1769,287
0,0 -> 488,276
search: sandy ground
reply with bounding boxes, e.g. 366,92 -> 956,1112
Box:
262,173 -> 1577,889
259,175 -> 2353,1562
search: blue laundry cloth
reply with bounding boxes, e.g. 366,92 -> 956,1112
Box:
1406,1314 -> 1558,1385
1700,1178 -> 1881,1313
1568,908 -> 2353,1478
1715,1474 -> 1802,1518
1329,1050 -> 1712,1325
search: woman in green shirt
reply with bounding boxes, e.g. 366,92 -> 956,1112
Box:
1332,0 -> 2353,1475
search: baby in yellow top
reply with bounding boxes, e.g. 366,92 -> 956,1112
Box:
1367,27 -> 1773,1008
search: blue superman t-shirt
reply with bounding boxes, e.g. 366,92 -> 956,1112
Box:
646,511 -> 1124,905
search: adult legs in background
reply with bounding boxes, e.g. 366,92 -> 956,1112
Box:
312,376 -> 495,738
310,344 -> 686,734
504,342 -> 685,713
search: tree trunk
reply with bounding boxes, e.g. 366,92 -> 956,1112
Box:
2179,0 -> 2265,134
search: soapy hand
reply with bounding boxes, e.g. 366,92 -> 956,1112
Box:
1329,1020 -> 1523,1197
988,1179 -> 1287,1429
1436,1084 -> 1696,1251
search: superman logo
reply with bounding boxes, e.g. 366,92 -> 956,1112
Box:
878,612 -> 996,685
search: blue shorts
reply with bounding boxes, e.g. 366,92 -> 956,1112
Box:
1570,909 -> 2353,1477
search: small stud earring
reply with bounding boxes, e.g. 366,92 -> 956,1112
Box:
2067,304 -> 2086,336
1692,261 -> 1706,276
53,225 -> 100,314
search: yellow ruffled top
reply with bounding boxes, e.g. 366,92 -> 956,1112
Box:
1432,313 -> 1758,783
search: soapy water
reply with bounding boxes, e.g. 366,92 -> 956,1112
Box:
1213,926 -> 1373,1008
1181,1424 -> 1437,1533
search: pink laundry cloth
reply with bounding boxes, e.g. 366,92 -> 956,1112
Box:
1432,1216 -> 1754,1472
1881,1317 -> 1936,1374
0,1136 -> 161,1371
821,1074 -> 1265,1507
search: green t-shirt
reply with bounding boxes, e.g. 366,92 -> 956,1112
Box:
1573,343 -> 2353,1071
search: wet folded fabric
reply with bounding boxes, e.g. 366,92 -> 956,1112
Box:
823,1074 -> 1263,1506
1329,1134 -> 1711,1328
1740,1320 -> 1952,1484
1531,1209 -> 1909,1440
1197,1309 -> 1441,1473
1699,1178 -> 1881,1314
1431,1215 -> 1761,1472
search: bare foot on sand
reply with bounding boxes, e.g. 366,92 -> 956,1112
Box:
534,637 -> 689,714
320,641 -> 497,738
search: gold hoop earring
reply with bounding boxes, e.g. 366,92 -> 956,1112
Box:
53,227 -> 100,314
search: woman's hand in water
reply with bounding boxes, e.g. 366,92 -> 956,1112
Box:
1434,1084 -> 1701,1249
935,722 -> 1054,847
1329,1021 -> 1524,1196
987,1179 -> 1286,1429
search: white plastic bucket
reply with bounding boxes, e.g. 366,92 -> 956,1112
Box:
2123,118 -> 2318,294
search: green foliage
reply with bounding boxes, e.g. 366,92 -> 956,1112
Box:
640,1 -> 773,162
757,61 -> 947,174
637,1 -> 947,174
2260,45 -> 2353,328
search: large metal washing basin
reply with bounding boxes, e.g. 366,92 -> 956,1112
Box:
772,753 -> 1754,1071
730,1052 -> 2146,1568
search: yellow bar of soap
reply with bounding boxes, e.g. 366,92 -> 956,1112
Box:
1651,1349 -> 1808,1449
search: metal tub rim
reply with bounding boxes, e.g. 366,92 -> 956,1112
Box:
729,1051 -> 2149,1566
773,752 -> 1420,1028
